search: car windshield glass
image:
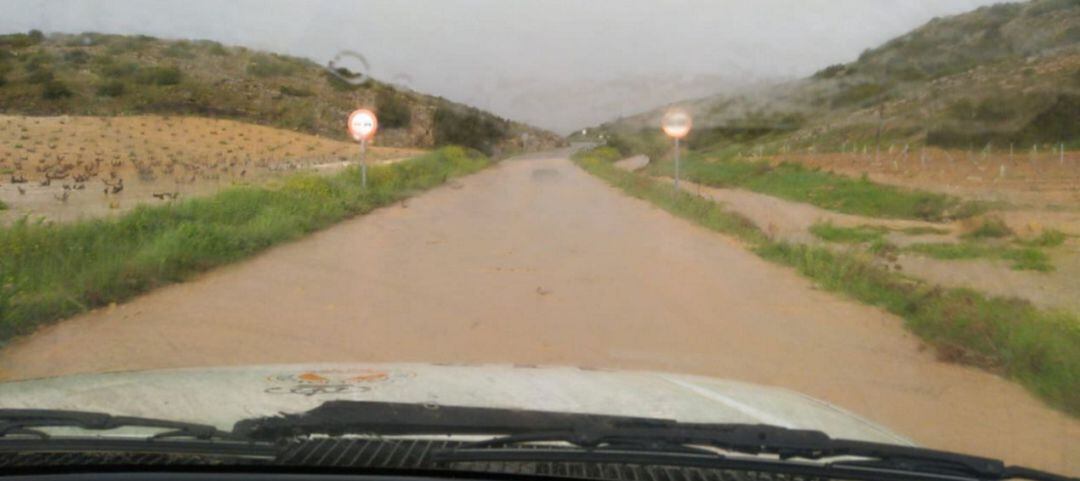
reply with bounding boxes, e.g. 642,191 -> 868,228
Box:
0,1 -> 1077,478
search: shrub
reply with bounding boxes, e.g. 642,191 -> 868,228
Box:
832,82 -> 888,107
99,59 -> 139,78
26,67 -> 54,84
376,90 -> 411,129
247,55 -> 299,78
433,106 -> 508,154
279,85 -> 313,97
0,31 -> 44,48
96,80 -> 126,97
61,49 -> 90,65
1021,229 -> 1067,248
203,41 -> 228,56
963,217 -> 1013,239
162,41 -> 195,59
41,79 -> 72,99
813,64 -> 847,79
137,65 -> 182,85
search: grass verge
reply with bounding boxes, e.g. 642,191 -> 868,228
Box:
904,242 -> 1054,272
574,146 -> 1079,416
809,222 -> 888,244
646,154 -> 984,221
0,146 -> 490,342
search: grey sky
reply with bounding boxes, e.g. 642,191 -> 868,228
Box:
4,0 -> 1004,133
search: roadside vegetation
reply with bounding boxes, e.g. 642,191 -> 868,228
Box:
0,31 -> 557,153
573,145 -> 1079,417
0,147 -> 490,343
809,220 -> 1063,272
644,153 -> 984,221
903,242 -> 1053,272
809,223 -> 888,244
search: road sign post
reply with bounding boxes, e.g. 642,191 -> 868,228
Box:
661,109 -> 692,191
347,109 -> 378,188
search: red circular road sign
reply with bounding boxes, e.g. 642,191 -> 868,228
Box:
661,109 -> 692,139
347,109 -> 378,141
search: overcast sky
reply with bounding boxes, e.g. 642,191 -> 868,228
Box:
4,0 -> 1005,133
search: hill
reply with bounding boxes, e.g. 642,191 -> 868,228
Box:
0,32 -> 562,154
594,0 -> 1079,152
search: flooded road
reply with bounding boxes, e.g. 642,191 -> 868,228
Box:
1,149 -> 1076,473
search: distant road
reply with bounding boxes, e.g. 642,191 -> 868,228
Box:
1,148 -> 1075,474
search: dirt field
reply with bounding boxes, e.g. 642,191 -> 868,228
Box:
1,149 -> 1075,474
0,115 -> 423,222
781,148 -> 1080,208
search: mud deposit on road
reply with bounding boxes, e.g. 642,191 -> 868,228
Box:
1,149 -> 1076,473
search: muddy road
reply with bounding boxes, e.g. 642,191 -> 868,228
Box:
1,148 -> 1076,473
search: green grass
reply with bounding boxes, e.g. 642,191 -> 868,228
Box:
646,154 -> 984,222
572,147 -> 766,245
1019,229 -> 1067,248
573,146 -> 1079,417
757,242 -> 1078,416
809,222 -> 888,243
962,217 -> 1013,239
0,147 -> 490,343
899,226 -> 951,235
904,242 -> 1054,271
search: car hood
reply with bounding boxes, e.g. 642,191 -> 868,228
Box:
0,363 -> 913,445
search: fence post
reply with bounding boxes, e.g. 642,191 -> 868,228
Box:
1030,144 -> 1039,178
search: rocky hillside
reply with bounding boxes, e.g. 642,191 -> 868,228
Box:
0,32 -> 562,154
597,0 -> 1079,152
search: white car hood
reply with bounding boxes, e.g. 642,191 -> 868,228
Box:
0,363 -> 912,446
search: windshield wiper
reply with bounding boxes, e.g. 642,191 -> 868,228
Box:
0,409 -> 242,441
233,401 -> 1072,481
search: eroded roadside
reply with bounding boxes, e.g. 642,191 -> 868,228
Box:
616,157 -> 1080,313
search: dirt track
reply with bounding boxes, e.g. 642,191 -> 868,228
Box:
0,148 -> 1076,473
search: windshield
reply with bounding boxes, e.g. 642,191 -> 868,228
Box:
0,0 -> 1077,478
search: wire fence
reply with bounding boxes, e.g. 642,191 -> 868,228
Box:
756,142 -> 1078,191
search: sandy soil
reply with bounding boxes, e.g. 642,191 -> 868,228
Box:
663,179 -> 1080,313
0,115 -> 423,223
0,149 -> 1075,474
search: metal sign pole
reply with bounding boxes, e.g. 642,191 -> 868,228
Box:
674,137 -> 681,191
360,139 -> 368,188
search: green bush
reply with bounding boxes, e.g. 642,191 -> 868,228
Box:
278,85 -> 313,97
95,80 -> 126,97
433,106 -> 508,154
963,217 -> 1013,239
0,31 -> 44,48
25,67 -> 54,84
246,55 -> 299,78
137,65 -> 182,85
813,64 -> 847,79
1021,229 -> 1067,248
61,49 -> 90,65
377,90 -> 412,129
203,41 -> 228,56
162,41 -> 195,59
98,59 -> 139,78
41,79 -> 72,99
832,82 -> 888,107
